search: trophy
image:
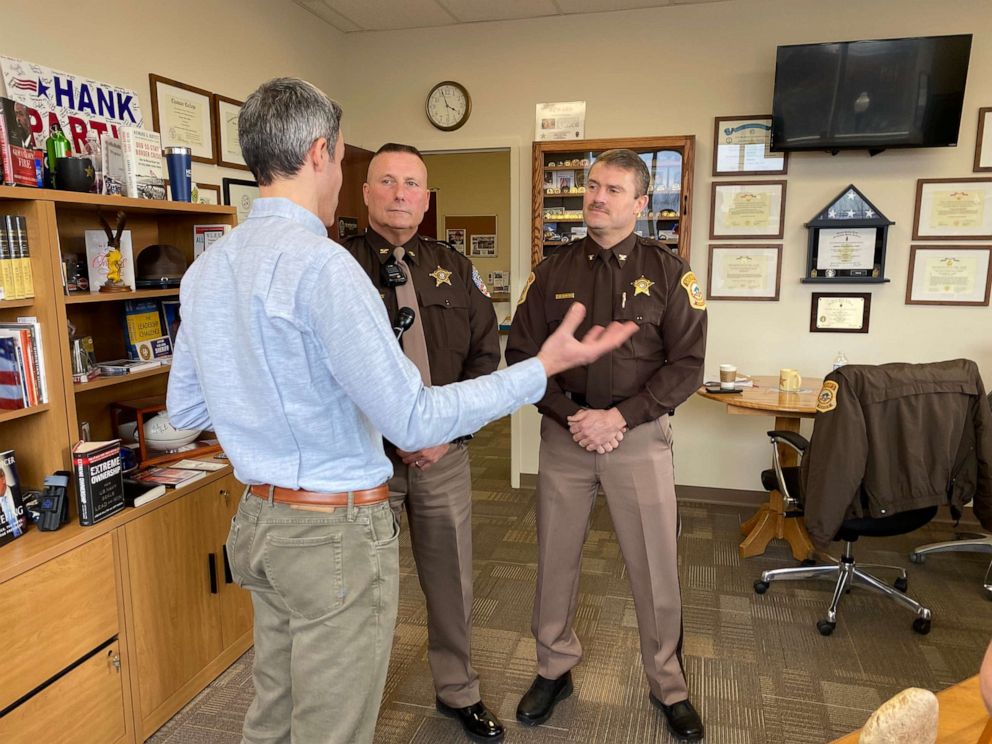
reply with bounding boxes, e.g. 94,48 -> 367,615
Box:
98,210 -> 132,293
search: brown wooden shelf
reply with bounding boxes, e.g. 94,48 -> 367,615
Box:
543,192 -> 585,198
0,403 -> 50,424
74,364 -> 171,393
0,185 -> 235,216
65,288 -> 180,305
0,298 -> 36,309
543,164 -> 590,171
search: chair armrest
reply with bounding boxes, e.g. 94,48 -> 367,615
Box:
767,430 -> 809,453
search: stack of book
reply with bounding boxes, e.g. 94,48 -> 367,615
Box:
0,214 -> 35,300
0,317 -> 47,410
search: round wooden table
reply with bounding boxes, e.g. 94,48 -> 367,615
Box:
697,375 -> 822,560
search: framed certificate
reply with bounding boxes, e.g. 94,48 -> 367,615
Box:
222,177 -> 259,225
913,177 -> 992,240
213,94 -> 249,171
906,245 -> 992,306
149,74 -> 216,164
712,115 -> 788,176
195,183 -> 220,205
975,108 -> 992,173
706,244 -> 781,301
710,180 -> 787,240
810,293 -> 871,333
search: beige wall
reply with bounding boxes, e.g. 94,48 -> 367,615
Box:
339,0 -> 992,487
423,150 -> 511,283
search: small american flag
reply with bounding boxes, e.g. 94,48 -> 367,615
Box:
0,338 -> 24,410
9,77 -> 38,93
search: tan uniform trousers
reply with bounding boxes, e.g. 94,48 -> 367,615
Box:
533,414 -> 689,705
388,442 -> 480,708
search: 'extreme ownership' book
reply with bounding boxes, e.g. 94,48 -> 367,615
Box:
72,439 -> 125,525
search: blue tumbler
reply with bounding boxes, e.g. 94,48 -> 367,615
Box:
164,146 -> 192,201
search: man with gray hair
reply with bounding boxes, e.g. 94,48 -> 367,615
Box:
167,78 -> 638,743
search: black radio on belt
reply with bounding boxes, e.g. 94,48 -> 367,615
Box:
381,258 -> 408,288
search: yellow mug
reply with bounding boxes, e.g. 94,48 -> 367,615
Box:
779,368 -> 802,392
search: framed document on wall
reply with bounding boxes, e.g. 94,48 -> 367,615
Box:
913,177 -> 992,240
710,180 -> 787,240
223,177 -> 259,225
706,244 -> 781,301
149,74 -> 216,164
810,293 -> 871,333
712,115 -> 788,176
213,94 -> 249,171
906,245 -> 992,306
975,108 -> 992,172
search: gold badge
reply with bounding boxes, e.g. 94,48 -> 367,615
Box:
430,266 -> 452,287
555,292 -> 575,300
680,271 -> 706,310
816,380 -> 839,413
379,248 -> 390,255
632,276 -> 654,296
518,272 -> 536,305
618,254 -> 627,264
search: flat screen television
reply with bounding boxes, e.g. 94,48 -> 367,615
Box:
771,34 -> 972,153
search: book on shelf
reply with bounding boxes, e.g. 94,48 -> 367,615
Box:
84,229 -> 136,291
72,439 -> 125,526
95,358 -> 163,376
134,335 -> 172,364
10,215 -> 33,298
170,458 -> 226,472
122,478 -> 167,508
101,135 -> 126,196
0,96 -> 40,188
0,323 -> 41,405
0,449 -> 27,545
119,127 -> 165,200
193,224 -> 231,260
15,316 -> 48,404
160,299 -> 181,346
131,466 -> 206,488
122,299 -> 164,358
0,336 -> 26,409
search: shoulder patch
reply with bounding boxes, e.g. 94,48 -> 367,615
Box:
816,380 -> 839,413
680,271 -> 706,310
472,267 -> 491,297
518,272 -> 536,306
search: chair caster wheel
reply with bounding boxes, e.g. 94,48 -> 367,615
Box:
817,620 -> 836,636
912,617 -> 931,635
909,553 -> 925,564
754,580 -> 769,595
894,577 -> 908,592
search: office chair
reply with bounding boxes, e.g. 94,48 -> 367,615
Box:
908,393 -> 992,599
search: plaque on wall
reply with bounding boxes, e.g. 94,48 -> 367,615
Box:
802,185 -> 892,284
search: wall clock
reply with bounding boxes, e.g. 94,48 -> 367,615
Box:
426,81 -> 471,131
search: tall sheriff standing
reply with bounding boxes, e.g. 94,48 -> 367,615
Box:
506,149 -> 707,741
342,143 -> 505,742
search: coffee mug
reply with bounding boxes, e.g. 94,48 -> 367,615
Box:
719,363 -> 737,390
779,368 -> 802,392
54,157 -> 95,192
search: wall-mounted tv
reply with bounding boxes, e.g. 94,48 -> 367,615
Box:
771,34 -> 972,153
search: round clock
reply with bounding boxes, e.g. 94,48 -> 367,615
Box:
426,81 -> 471,131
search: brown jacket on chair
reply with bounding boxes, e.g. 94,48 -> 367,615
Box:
801,359 -> 992,548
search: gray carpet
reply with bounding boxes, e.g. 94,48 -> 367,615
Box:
150,418 -> 992,743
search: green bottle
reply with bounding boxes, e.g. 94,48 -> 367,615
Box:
46,123 -> 71,188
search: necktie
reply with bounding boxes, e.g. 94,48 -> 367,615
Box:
585,251 -> 614,409
392,246 -> 432,386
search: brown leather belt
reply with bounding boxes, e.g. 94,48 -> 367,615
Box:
250,483 -> 389,507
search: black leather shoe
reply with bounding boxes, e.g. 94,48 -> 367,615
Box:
649,694 -> 704,741
516,672 -> 573,726
436,698 -> 505,742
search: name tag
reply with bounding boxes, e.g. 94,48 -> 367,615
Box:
555,292 -> 575,300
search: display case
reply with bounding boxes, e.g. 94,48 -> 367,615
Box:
531,136 -> 695,267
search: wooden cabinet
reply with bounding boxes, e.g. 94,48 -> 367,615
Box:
531,136 -> 695,267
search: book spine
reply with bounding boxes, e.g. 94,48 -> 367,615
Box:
74,454 -> 93,526
5,215 -> 24,300
15,330 -> 36,406
16,318 -> 46,404
0,111 -> 12,185
16,217 -> 33,298
1,216 -> 18,299
121,129 -> 137,199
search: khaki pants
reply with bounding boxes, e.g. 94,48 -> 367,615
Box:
387,443 -> 480,707
533,415 -> 689,704
226,487 -> 400,744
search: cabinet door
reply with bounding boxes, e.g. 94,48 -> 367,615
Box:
211,474 -> 253,648
124,489 -> 224,725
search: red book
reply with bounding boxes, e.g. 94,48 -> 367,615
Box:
0,97 -> 39,187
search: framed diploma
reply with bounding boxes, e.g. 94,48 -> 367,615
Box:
906,245 -> 992,306
810,293 -> 871,334
195,183 -> 221,205
975,108 -> 992,173
712,115 -> 788,176
710,180 -> 786,240
149,74 -> 216,164
913,177 -> 992,240
222,177 -> 259,225
706,244 -> 781,301
213,94 -> 249,171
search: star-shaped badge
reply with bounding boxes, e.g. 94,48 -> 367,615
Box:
430,266 -> 452,287
632,276 -> 654,296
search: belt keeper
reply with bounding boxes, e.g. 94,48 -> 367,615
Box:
267,484 -> 275,506
347,491 -> 356,521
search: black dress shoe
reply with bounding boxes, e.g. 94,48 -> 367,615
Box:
436,698 -> 505,742
649,694 -> 704,741
516,672 -> 573,726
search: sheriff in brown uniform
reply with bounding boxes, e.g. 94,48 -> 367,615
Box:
342,143 -> 504,742
507,149 -> 707,741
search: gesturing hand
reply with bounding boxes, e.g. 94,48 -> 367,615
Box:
568,408 -> 628,453
536,303 -> 636,378
396,444 -> 450,471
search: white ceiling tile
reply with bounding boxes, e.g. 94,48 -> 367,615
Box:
554,0 -> 673,14
436,0 -> 560,23
321,0 -> 457,31
294,0 -> 362,32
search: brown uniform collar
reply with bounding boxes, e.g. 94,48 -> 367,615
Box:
365,228 -> 422,265
583,232 -> 638,267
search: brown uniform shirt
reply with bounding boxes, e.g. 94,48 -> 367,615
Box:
342,228 -> 500,386
506,233 -> 707,429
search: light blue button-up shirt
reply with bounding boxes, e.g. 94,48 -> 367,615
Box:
167,198 -> 546,491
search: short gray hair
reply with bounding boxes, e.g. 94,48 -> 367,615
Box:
592,149 -> 650,198
239,77 -> 343,186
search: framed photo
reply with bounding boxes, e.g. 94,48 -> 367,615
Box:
149,74 -> 216,164
446,228 -> 467,254
710,180 -> 787,240
213,94 -> 249,171
906,245 -> 992,306
810,293 -> 871,334
913,177 -> 992,240
470,234 -> 496,258
222,177 -> 259,224
975,108 -> 992,173
712,115 -> 788,176
706,244 -> 781,301
194,183 -> 220,205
